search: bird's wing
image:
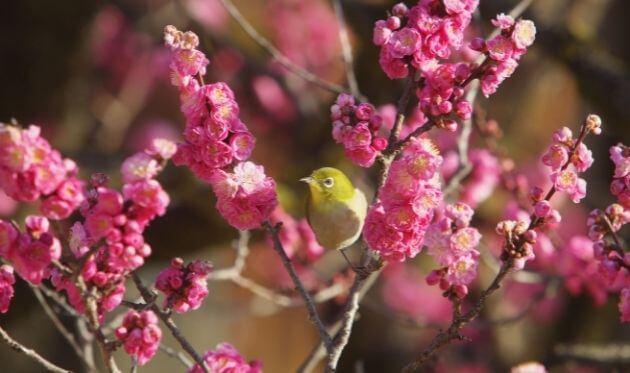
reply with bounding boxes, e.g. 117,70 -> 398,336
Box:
354,188 -> 368,221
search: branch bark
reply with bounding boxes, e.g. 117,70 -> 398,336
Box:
0,325 -> 72,373
263,221 -> 334,352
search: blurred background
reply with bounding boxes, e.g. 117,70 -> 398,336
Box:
0,0 -> 628,372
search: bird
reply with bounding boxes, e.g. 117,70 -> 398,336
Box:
301,167 -> 368,266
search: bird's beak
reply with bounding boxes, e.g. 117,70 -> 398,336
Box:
300,176 -> 313,184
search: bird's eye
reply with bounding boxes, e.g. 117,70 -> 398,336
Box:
322,177 -> 334,188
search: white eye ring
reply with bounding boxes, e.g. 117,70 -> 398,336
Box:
322,177 -> 334,188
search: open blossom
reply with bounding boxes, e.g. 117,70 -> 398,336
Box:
364,138 -> 442,261
330,93 -> 387,167
115,310 -> 162,366
209,162 -> 277,230
473,17 -> 536,96
0,216 -> 61,285
190,343 -> 261,373
155,258 -> 212,313
0,265 -> 15,313
0,123 -> 84,219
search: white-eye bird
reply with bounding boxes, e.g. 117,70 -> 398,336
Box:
301,167 -> 368,261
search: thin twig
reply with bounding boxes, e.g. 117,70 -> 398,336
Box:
131,272 -> 209,373
215,0 -> 349,96
0,325 -> 72,373
555,343 -> 630,364
263,221 -> 334,352
30,286 -> 92,369
332,0 -> 360,98
159,344 -> 194,369
208,230 -> 346,308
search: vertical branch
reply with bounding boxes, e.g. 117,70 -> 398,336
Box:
263,221 -> 334,351
332,0 -> 360,98
0,325 -> 72,373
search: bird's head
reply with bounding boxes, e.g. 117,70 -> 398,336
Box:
300,167 -> 355,201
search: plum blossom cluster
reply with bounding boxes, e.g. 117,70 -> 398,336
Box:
330,94 -> 388,167
268,207 -> 324,262
587,143 -> 629,322
165,25 -> 277,230
0,216 -> 61,285
539,123 -> 597,203
155,257 -> 212,313
0,123 -> 84,219
425,202 -> 481,298
470,14 -> 536,96
364,137 -> 442,261
374,2 -> 536,131
115,310 -> 162,366
190,343 -> 261,373
0,264 -> 15,313
208,162 -> 277,230
52,141 -> 172,318
373,1 -> 478,79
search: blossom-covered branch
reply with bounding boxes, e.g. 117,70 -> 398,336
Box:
403,114 -> 603,371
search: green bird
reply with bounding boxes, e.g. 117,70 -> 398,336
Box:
301,167 -> 368,263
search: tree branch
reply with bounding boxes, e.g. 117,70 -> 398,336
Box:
30,285 -> 93,370
0,325 -> 72,373
209,230 -> 347,308
263,221 -> 334,352
332,0 -> 361,98
215,0 -> 349,95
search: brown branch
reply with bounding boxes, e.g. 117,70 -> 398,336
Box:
0,325 -> 72,373
332,0 -> 361,98
263,221 -> 334,352
131,272 -> 209,373
215,0 -> 349,95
